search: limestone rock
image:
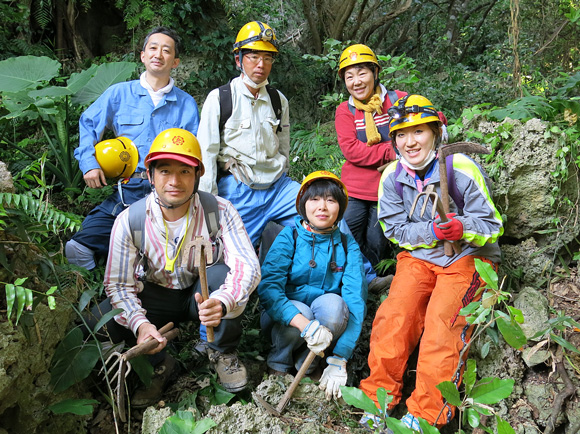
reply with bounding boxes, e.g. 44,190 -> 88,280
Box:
0,161 -> 14,193
514,287 -> 550,340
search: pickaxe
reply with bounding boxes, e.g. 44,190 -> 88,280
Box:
183,236 -> 215,342
438,142 -> 490,256
254,349 -> 323,416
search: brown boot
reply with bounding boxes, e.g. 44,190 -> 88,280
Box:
131,354 -> 177,408
207,348 -> 248,393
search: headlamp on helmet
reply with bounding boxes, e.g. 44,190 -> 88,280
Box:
233,21 -> 278,53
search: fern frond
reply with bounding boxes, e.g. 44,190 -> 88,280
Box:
0,192 -> 82,235
32,0 -> 53,30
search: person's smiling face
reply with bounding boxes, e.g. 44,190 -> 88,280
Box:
343,65 -> 375,101
394,124 -> 436,167
305,195 -> 340,232
140,32 -> 180,78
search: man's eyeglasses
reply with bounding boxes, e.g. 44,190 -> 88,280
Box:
245,54 -> 275,65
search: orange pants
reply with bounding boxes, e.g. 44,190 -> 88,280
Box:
359,252 -> 495,425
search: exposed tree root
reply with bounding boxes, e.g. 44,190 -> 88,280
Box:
543,355 -> 576,434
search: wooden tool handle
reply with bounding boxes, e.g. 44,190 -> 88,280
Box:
124,325 -> 179,360
198,250 -> 215,343
276,350 -> 320,413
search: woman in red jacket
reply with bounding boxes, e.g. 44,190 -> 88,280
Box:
335,44 -> 407,269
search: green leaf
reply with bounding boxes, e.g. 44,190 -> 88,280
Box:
551,333 -> 580,354
50,328 -> 100,393
5,283 -> 15,325
72,62 -> 137,105
466,407 -> 481,427
464,359 -> 477,395
436,381 -> 462,406
341,386 -> 381,414
418,419 -> 440,434
29,86 -> 72,99
496,317 -> 527,349
65,64 -> 99,94
93,308 -> 124,333
0,56 -> 61,92
376,387 -> 392,413
507,306 -> 524,323
78,289 -> 96,312
475,259 -> 498,290
159,411 -> 216,434
49,398 -> 99,415
480,341 -> 491,359
496,415 -> 516,434
131,355 -> 154,388
470,377 -> 514,404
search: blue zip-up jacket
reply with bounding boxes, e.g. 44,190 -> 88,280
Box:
76,80 -> 199,174
258,216 -> 367,359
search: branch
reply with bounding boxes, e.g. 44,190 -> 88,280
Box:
458,0 -> 498,63
301,0 -> 322,54
535,20 -> 569,55
543,352 -> 576,434
358,0 -> 412,42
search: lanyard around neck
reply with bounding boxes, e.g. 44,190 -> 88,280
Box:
163,208 -> 190,273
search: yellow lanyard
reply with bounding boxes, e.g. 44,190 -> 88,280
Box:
163,208 -> 190,273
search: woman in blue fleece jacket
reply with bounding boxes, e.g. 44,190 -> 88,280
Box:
258,170 -> 367,401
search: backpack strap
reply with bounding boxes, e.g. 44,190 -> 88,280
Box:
386,89 -> 400,106
128,197 -> 149,277
218,80 -> 282,133
197,191 -> 224,264
218,81 -> 234,133
265,84 -> 282,133
393,156 -> 463,210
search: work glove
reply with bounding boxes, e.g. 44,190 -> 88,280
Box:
319,356 -> 348,400
301,319 -> 333,354
432,213 -> 463,241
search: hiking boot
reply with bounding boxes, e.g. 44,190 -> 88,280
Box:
401,412 -> 423,433
207,348 -> 247,393
194,339 -> 209,355
131,354 -> 177,408
368,275 -> 394,293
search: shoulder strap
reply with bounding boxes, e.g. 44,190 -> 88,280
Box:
394,161 -> 404,199
197,191 -> 220,242
265,84 -> 282,133
386,89 -> 400,106
218,80 -> 282,134
218,81 -> 233,133
128,197 -> 148,253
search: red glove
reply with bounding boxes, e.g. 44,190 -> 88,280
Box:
432,213 -> 463,241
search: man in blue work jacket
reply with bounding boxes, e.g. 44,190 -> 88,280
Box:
66,26 -> 199,270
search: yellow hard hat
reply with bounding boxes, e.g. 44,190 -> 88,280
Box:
233,21 -> 278,53
144,128 -> 204,176
295,170 -> 348,212
94,137 -> 138,178
338,44 -> 379,78
388,94 -> 441,135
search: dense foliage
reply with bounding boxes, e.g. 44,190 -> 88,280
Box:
0,0 -> 579,432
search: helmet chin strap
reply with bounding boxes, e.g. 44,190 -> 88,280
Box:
154,191 -> 195,210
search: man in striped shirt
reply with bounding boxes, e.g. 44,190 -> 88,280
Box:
97,128 -> 260,403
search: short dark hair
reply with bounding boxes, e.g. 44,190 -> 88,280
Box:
142,26 -> 181,58
298,179 -> 348,223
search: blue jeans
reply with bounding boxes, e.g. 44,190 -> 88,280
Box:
343,196 -> 391,268
261,293 -> 349,373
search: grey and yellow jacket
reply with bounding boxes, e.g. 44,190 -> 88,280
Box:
378,154 -> 503,268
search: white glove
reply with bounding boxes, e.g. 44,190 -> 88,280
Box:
301,319 -> 333,354
319,356 -> 348,400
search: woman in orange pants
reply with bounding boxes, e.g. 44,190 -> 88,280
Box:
359,94 -> 503,431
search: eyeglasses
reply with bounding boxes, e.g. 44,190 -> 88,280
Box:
245,54 -> 275,65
